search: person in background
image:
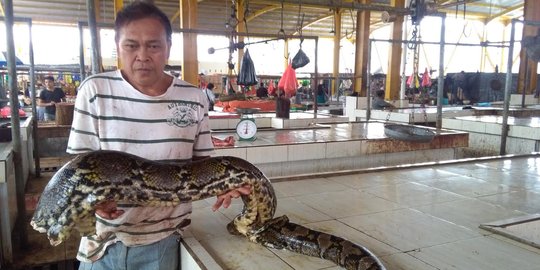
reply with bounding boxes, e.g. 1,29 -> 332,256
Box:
256,82 -> 268,98
34,82 -> 45,121
295,81 -> 310,105
372,89 -> 396,110
316,83 -> 327,104
203,82 -> 216,111
67,2 -> 250,269
38,76 -> 65,121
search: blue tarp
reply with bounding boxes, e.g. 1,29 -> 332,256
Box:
0,51 -> 24,67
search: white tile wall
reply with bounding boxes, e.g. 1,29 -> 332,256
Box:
215,147 -> 247,159
247,145 -> 288,163
509,126 -> 539,140
510,94 -> 539,105
485,122 -> 501,135
288,143 -> 326,161
318,157 -> 355,172
507,137 -> 536,154
271,118 -> 285,129
385,151 -> 413,167
325,141 -> 363,158
415,149 -> 454,163
282,159 -> 318,176
442,118 -> 462,131
257,162 -> 283,177
462,120 -> 486,133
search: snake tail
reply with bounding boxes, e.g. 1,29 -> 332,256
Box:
253,215 -> 386,270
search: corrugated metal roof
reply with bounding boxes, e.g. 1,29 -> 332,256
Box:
4,0 -> 525,38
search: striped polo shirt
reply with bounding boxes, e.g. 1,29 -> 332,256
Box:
67,70 -> 214,262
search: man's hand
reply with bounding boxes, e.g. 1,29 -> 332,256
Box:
95,201 -> 124,219
212,185 -> 251,211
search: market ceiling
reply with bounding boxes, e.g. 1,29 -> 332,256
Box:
4,0 -> 525,39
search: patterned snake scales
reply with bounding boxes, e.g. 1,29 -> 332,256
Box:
31,150 -> 385,270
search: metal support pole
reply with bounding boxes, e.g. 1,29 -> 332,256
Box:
500,19 -> 516,156
436,14 -> 446,129
86,0 -> 102,75
28,19 -> 40,176
78,22 -> 87,80
521,58 -> 529,108
313,38 -> 319,118
366,39 -> 372,121
400,19 -> 408,100
3,1 -> 28,263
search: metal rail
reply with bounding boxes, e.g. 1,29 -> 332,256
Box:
500,19 -> 540,155
1,1 -> 28,266
177,28 -> 320,117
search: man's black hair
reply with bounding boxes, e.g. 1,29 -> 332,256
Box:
44,76 -> 55,81
114,1 -> 172,43
376,89 -> 385,97
207,83 -> 214,90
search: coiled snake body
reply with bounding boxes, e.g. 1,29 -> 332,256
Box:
31,150 -> 385,270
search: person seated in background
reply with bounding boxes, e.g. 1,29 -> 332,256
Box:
372,89 -> 396,110
256,82 -> 268,98
38,76 -> 65,121
316,83 -> 327,104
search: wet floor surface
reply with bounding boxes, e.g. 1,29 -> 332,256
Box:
15,142 -> 540,269
191,154 -> 540,270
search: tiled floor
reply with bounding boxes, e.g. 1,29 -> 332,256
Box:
189,154 -> 540,270
16,148 -> 540,269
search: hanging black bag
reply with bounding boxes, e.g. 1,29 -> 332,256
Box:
237,49 -> 258,86
291,48 -> 310,69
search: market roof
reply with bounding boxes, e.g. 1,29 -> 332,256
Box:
5,0 -> 525,39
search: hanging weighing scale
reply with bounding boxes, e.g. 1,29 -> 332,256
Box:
235,108 -> 260,141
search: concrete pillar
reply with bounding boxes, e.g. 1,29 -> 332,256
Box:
517,0 -> 539,94
180,0 -> 199,84
352,0 -> 371,96
332,9 -> 342,97
384,0 -> 405,100
114,0 -> 123,68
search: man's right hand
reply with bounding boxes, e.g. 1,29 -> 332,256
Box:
95,201 -> 124,219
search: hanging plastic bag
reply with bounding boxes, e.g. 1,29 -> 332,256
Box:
237,49 -> 258,86
421,68 -> 431,87
291,48 -> 310,69
407,72 -> 419,88
278,63 -> 297,97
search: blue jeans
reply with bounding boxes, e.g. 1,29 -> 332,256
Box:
36,107 -> 45,121
44,112 -> 55,121
78,233 -> 180,270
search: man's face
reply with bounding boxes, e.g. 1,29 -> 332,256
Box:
44,79 -> 54,90
116,17 -> 171,91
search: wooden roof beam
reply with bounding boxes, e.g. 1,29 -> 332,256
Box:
485,3 -> 524,24
254,0 -> 409,15
246,4 -> 281,22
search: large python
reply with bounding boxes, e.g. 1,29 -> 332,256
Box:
31,150 -> 385,270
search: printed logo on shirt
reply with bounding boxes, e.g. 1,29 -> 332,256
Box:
167,102 -> 198,127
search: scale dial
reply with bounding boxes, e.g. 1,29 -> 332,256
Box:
236,119 -> 257,140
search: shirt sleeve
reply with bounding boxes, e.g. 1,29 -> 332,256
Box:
66,82 -> 100,154
193,95 -> 215,157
